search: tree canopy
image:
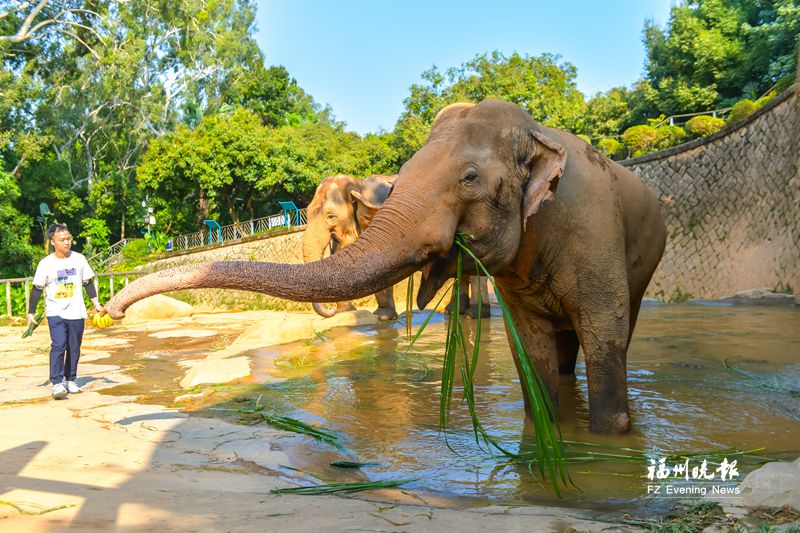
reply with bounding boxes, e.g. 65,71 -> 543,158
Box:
394,51 -> 584,158
1,0 -> 797,277
642,0 -> 799,115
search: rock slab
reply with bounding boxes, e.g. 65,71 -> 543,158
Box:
737,457 -> 800,510
122,294 -> 194,323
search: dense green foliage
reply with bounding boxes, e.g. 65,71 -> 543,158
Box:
654,125 -> 688,150
0,161 -> 41,277
597,138 -> 625,159
393,51 -> 584,159
728,99 -> 759,122
642,0 -> 799,115
1,0 -> 797,277
622,125 -> 658,157
685,115 -> 727,137
138,107 -> 398,234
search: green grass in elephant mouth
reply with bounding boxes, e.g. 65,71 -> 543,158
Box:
408,233 -> 574,496
417,245 -> 478,310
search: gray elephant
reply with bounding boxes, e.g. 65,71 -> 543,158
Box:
303,174 -> 397,320
107,100 -> 666,434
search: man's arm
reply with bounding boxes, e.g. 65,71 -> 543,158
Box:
27,286 -> 43,325
83,279 -> 103,312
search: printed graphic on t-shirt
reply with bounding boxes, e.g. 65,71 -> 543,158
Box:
53,267 -> 77,299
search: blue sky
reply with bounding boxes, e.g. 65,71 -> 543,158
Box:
254,1 -> 674,135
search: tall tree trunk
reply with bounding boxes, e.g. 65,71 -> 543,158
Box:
198,189 -> 209,230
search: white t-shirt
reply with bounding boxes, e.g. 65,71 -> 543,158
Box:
32,252 -> 95,320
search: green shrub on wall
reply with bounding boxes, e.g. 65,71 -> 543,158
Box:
685,115 -> 725,138
621,125 -> 657,158
597,138 -> 624,159
576,134 -> 592,144
654,125 -> 687,150
111,239 -> 150,272
728,100 -> 758,123
754,91 -> 776,109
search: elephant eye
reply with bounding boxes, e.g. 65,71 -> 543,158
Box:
462,170 -> 480,184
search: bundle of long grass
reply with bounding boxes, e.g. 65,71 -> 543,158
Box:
406,234 -> 572,495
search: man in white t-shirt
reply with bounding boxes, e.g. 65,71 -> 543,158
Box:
27,224 -> 105,399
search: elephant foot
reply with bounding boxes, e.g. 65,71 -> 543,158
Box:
589,409 -> 631,434
373,307 -> 398,321
444,303 -> 468,316
467,304 -> 491,319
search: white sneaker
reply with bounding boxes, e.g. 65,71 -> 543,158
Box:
52,383 -> 68,399
66,381 -> 82,394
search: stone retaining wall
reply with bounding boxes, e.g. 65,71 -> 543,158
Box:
622,84 -> 799,300
142,229 -> 313,311
141,228 -> 416,312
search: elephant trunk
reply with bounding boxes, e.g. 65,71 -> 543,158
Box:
311,302 -> 337,318
105,194 -> 428,319
302,212 -> 331,264
303,202 -> 346,318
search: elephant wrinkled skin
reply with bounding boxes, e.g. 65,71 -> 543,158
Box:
303,174 -> 398,320
106,100 -> 666,434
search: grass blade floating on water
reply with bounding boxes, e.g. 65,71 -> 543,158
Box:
271,479 -> 414,495
329,461 -> 380,469
210,405 -> 343,450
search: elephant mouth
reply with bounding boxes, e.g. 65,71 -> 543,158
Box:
416,245 -> 478,309
417,258 -> 450,310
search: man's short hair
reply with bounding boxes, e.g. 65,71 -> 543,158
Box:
48,223 -> 70,240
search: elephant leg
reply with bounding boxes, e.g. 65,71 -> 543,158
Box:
573,294 -> 631,434
555,330 -> 580,374
501,302 -> 560,418
626,292 -> 644,349
444,277 -> 470,315
373,286 -> 398,321
467,276 -> 491,318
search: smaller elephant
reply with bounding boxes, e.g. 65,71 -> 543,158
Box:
444,276 -> 492,318
303,174 -> 398,320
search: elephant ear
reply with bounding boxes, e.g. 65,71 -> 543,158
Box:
521,131 -> 567,231
351,176 -> 393,210
351,189 -> 380,210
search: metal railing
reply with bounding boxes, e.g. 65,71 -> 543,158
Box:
651,107 -> 732,129
169,208 -> 307,253
87,238 -> 136,270
1,271 -> 144,318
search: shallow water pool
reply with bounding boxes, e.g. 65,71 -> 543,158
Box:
240,303 -> 800,507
